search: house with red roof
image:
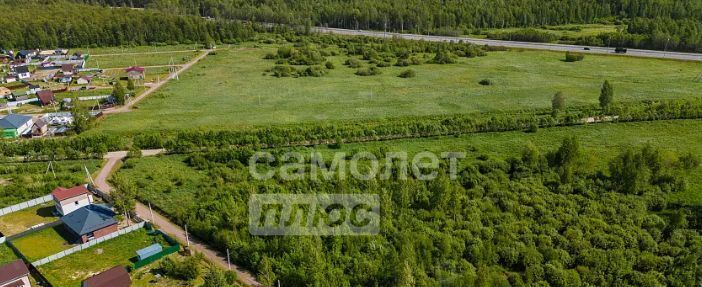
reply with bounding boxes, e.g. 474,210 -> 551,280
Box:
36,90 -> 56,106
125,66 -> 145,80
82,266 -> 131,287
52,185 -> 94,216
0,260 -> 31,287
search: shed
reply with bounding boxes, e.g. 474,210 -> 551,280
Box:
136,243 -> 163,261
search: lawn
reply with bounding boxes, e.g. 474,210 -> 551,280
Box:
37,229 -> 168,287
83,44 -> 205,55
11,224 -> 74,262
92,44 -> 702,134
0,203 -> 58,236
86,51 -> 200,69
0,243 -> 19,265
0,160 -> 102,208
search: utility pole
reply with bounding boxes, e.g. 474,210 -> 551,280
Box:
84,165 -> 95,186
226,248 -> 231,270
148,202 -> 155,223
184,224 -> 191,248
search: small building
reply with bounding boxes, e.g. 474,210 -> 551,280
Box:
125,66 -> 145,80
36,90 -> 56,106
60,76 -> 72,84
32,118 -> 48,137
62,64 -> 75,76
3,76 -> 17,83
77,76 -> 92,85
0,87 -> 10,98
14,66 -> 30,80
136,244 -> 163,261
61,205 -> 118,243
82,266 -> 131,287
27,84 -> 41,95
52,185 -> 94,216
16,50 -> 36,59
0,260 -> 31,287
0,114 -> 33,139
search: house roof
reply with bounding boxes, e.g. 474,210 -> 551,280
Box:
37,90 -> 55,105
82,266 -> 131,287
52,185 -> 90,201
0,87 -> 10,95
34,118 -> 47,129
61,205 -> 117,236
62,64 -> 74,72
0,260 -> 29,285
0,114 -> 32,129
14,65 -> 29,74
125,66 -> 145,73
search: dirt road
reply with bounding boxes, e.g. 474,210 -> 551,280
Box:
96,150 -> 261,286
103,49 -> 212,114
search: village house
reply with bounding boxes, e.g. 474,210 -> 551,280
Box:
27,84 -> 41,95
52,185 -> 94,215
60,75 -> 73,84
0,87 -> 11,98
16,50 -> 36,59
36,90 -> 56,106
32,118 -> 48,137
3,75 -> 17,83
0,114 -> 33,139
62,64 -> 75,76
82,266 -> 131,287
0,260 -> 31,287
14,65 -> 31,80
125,66 -> 145,80
61,204 -> 118,243
77,76 -> 92,85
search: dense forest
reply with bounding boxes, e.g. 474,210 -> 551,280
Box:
65,0 -> 702,51
0,1 -> 255,49
113,140 -> 702,286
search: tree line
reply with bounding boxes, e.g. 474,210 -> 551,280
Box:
0,0 -> 255,49
69,0 -> 702,52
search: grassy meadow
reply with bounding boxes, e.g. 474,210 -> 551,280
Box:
93,43 -> 702,134
12,225 -> 75,262
0,203 -> 58,236
86,51 -> 199,69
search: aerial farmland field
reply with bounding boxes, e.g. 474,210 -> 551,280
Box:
92,43 -> 702,135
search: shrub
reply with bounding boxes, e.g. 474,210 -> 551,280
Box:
345,58 -> 362,68
325,61 -> 335,69
431,50 -> 456,64
479,79 -> 493,86
303,66 -> 326,77
271,65 -> 298,77
399,69 -> 416,78
565,51 -> 585,62
355,67 -> 382,76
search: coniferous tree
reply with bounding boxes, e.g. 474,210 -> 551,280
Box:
599,80 -> 614,110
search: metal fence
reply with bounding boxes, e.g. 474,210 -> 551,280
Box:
0,195 -> 53,217
32,222 -> 145,267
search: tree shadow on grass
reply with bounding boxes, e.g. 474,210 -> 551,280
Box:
35,206 -> 57,219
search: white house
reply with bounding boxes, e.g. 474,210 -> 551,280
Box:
0,260 -> 31,287
14,66 -> 30,80
52,185 -> 94,216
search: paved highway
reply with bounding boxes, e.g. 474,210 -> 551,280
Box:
313,27 -> 702,62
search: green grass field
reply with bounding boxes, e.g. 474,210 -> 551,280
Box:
0,203 -> 58,236
0,243 -> 19,265
83,44 -> 204,55
92,44 -> 702,134
37,229 -> 166,287
11,225 -> 75,262
86,51 -> 199,69
0,160 -> 102,208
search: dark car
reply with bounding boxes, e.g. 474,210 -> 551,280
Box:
615,47 -> 628,53
584,47 -> 591,51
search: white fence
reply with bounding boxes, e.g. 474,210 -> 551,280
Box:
78,95 -> 110,101
0,195 -> 53,217
32,222 -> 145,267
